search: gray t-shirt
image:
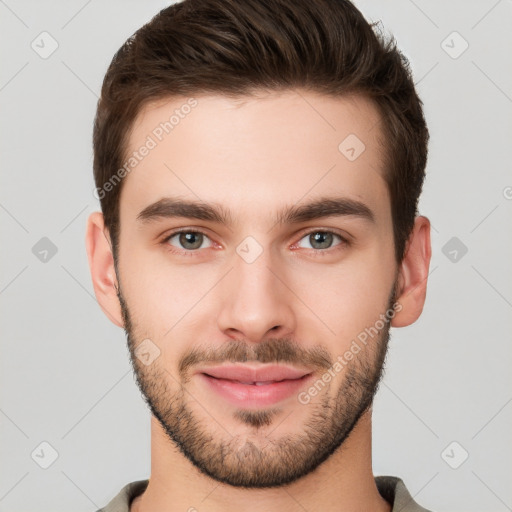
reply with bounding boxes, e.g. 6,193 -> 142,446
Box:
96,476 -> 433,511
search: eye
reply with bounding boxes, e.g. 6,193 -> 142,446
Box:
160,228 -> 349,256
162,229 -> 213,252
294,230 -> 348,252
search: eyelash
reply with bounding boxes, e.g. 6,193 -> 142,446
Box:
160,228 -> 350,257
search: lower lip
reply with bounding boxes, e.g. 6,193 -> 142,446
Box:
198,373 -> 313,408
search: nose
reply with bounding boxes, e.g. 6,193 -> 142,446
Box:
215,243 -> 297,344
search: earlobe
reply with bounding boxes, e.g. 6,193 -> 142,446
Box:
85,212 -> 124,328
391,216 -> 432,328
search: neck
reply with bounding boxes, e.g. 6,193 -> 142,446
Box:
131,409 -> 391,512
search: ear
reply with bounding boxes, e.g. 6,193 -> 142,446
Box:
85,211 -> 124,328
391,216 -> 432,328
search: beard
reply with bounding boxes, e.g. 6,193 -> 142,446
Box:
116,277 -> 396,489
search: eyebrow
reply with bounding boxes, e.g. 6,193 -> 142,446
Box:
136,196 -> 375,227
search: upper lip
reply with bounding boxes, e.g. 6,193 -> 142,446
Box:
198,364 -> 312,383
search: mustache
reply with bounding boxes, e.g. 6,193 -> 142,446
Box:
178,337 -> 333,380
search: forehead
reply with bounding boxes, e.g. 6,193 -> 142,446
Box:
120,90 -> 389,227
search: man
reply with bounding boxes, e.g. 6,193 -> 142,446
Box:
86,0 -> 432,510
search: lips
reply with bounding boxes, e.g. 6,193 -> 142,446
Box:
197,365 -> 315,408
198,364 -> 312,384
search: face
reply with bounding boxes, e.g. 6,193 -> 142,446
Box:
114,90 -> 399,487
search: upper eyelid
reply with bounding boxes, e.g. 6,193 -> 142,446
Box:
162,227 -> 212,242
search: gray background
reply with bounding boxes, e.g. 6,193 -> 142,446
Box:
1,1 -> 511,511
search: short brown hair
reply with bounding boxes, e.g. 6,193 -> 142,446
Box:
93,0 -> 428,263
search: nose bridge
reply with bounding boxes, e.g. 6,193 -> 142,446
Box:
215,236 -> 296,341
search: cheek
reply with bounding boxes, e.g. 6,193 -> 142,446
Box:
119,248 -> 206,339
289,250 -> 395,343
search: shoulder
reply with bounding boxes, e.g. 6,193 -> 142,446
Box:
94,479 -> 149,512
375,475 -> 434,512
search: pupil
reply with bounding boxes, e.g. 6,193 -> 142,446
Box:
311,232 -> 332,249
180,232 -> 202,249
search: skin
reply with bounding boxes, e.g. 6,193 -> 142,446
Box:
86,90 -> 431,512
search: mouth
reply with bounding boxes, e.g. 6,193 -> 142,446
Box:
197,363 -> 312,383
205,377 -> 295,385
202,373 -> 312,385
197,367 -> 314,407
